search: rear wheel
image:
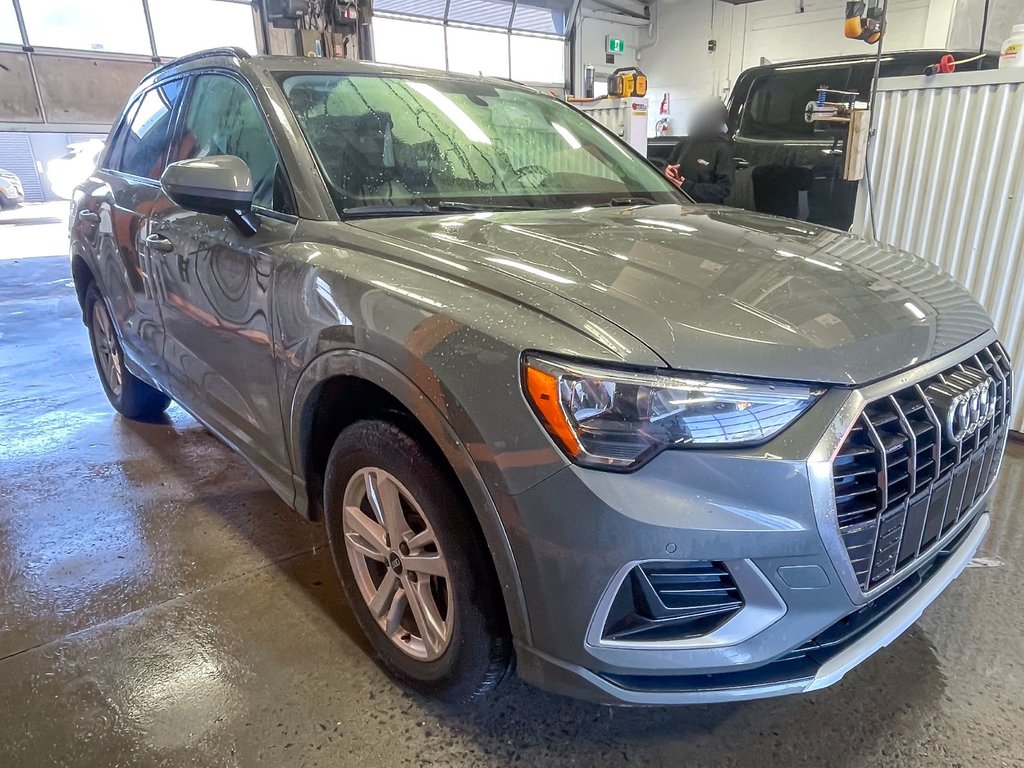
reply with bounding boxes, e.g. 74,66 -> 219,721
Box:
324,420 -> 512,702
85,282 -> 170,420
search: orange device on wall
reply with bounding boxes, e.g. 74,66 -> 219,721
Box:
845,0 -> 886,44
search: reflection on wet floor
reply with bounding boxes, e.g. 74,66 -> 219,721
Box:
1,254 -> 1023,767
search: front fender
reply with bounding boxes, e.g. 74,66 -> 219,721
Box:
288,348 -> 534,644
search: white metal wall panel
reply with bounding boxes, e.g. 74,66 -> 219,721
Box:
853,68 -> 1024,431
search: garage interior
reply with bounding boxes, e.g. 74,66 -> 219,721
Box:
2,0 -> 1024,765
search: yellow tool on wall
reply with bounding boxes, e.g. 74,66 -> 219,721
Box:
845,0 -> 886,44
607,67 -> 647,98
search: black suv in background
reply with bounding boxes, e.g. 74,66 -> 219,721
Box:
649,51 -> 998,230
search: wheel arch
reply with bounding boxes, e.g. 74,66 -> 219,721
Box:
288,349 -> 533,644
70,251 -> 97,320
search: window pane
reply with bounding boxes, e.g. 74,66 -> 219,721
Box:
103,102 -> 141,172
446,27 -> 509,78
0,0 -> 21,45
447,0 -> 511,28
21,0 -> 151,54
741,69 -> 851,139
373,17 -> 446,70
118,80 -> 183,179
373,0 -> 446,19
512,4 -> 563,35
176,75 -> 284,211
149,0 -> 257,58
510,35 -> 564,83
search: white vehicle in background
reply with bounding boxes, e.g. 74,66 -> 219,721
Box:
0,168 -> 25,209
47,139 -> 104,201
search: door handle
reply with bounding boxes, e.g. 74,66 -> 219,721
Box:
145,233 -> 174,252
78,210 -> 100,222
734,157 -> 751,170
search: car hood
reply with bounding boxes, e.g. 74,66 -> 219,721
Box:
349,204 -> 992,385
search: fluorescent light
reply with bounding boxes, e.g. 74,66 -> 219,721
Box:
406,81 -> 491,144
904,301 -> 926,321
667,396 -> 715,405
636,218 -> 697,233
804,256 -> 842,272
486,257 -> 576,284
371,280 -> 447,309
551,122 -> 582,150
776,58 -> 894,72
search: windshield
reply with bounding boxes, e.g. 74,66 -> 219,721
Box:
277,74 -> 683,215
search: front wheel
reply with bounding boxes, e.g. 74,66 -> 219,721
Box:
85,282 -> 170,420
324,420 -> 512,702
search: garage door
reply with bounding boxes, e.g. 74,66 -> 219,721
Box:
0,134 -> 43,201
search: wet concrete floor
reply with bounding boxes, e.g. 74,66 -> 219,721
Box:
2,246 -> 1024,767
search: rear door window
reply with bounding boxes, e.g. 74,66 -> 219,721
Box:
102,100 -> 140,172
116,79 -> 184,180
739,67 -> 853,140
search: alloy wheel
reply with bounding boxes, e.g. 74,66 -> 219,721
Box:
92,300 -> 123,397
342,467 -> 454,661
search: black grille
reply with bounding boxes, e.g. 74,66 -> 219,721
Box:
832,341 -> 1012,591
602,561 -> 743,642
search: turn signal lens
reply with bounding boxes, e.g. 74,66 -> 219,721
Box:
524,365 -> 581,457
522,354 -> 822,470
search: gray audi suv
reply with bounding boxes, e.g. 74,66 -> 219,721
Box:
69,48 -> 1012,704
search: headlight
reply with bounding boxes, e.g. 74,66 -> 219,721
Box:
522,354 -> 823,470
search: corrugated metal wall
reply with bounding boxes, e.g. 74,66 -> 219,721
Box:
853,68 -> 1024,432
0,134 -> 43,201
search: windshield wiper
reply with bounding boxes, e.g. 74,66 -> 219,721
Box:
342,204 -> 439,218
600,196 -> 657,207
342,201 -> 536,218
435,201 -> 536,212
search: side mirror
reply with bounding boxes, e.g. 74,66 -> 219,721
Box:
160,155 -> 259,236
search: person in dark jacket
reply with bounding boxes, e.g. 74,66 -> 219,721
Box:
664,100 -> 734,204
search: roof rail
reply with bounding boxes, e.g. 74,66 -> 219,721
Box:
148,46 -> 251,79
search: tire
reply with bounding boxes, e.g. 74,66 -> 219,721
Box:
324,419 -> 512,702
84,282 -> 170,421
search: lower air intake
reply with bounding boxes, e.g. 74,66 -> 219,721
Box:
602,561 -> 744,642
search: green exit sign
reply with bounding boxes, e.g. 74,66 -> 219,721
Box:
606,36 -> 625,55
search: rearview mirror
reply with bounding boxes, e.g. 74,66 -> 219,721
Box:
160,155 -> 260,236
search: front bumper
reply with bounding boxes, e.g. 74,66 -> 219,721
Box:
503,333 -> 1005,704
0,187 -> 25,206
515,512 -> 988,704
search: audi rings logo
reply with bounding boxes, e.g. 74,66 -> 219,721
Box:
943,377 -> 997,443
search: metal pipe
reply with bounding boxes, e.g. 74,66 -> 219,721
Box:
978,0 -> 991,55
636,0 -> 660,58
10,0 -> 49,125
140,0 -> 160,61
10,0 -> 29,49
864,0 -> 889,241
259,0 -> 273,55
